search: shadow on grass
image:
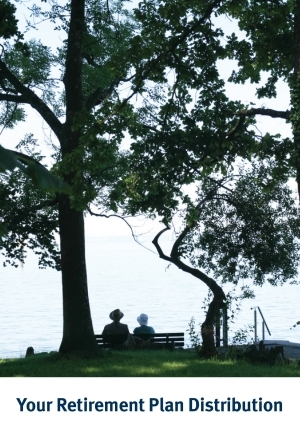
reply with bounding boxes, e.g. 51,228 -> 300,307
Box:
0,350 -> 300,377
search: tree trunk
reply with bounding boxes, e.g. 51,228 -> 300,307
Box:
58,193 -> 97,353
200,288 -> 226,358
152,226 -> 226,358
57,0 -> 98,354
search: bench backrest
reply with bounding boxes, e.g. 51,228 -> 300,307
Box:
95,332 -> 184,349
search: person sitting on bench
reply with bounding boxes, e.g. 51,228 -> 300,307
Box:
102,309 -> 130,336
133,313 -> 155,335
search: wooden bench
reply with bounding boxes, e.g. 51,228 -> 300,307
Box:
95,332 -> 184,349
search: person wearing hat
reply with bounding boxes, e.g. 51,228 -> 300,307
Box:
133,313 -> 155,335
102,309 -> 130,335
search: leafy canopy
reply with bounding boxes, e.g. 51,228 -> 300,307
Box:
0,0 -> 297,286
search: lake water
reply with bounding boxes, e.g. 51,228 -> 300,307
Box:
1,235 -> 300,358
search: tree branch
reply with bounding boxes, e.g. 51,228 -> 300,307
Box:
85,80 -> 117,110
235,108 -> 289,120
226,107 -> 289,141
153,179 -> 230,291
0,59 -> 63,140
226,115 -> 246,139
87,207 -> 157,254
0,93 -> 27,103
152,225 -> 225,296
152,226 -> 172,262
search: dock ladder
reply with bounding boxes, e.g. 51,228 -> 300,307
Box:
251,306 -> 271,343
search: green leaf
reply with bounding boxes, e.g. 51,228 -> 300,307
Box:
0,145 -> 18,172
0,222 -> 8,238
25,163 -> 72,195
0,146 -> 71,194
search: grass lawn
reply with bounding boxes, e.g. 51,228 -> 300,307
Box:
1,349 -> 300,377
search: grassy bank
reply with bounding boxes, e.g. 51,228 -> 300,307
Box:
1,350 -> 300,377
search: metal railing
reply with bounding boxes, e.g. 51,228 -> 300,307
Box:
215,307 -> 228,347
251,306 -> 271,343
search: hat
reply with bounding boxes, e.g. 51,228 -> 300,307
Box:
109,309 -> 124,321
137,313 -> 148,325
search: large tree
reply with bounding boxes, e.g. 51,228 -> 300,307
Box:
0,0 -> 137,353
150,160 -> 300,355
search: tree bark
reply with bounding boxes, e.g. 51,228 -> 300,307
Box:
58,194 -> 97,353
200,285 -> 226,357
